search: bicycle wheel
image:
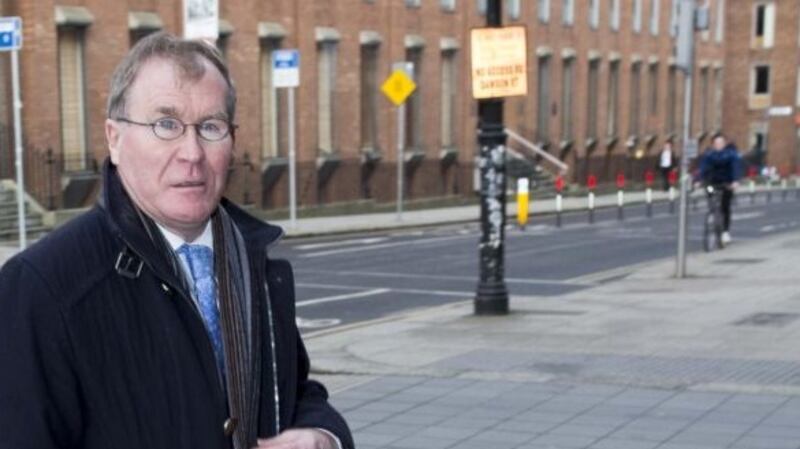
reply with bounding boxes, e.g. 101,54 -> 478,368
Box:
703,212 -> 715,252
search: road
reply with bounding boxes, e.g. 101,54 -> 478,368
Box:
271,193 -> 800,333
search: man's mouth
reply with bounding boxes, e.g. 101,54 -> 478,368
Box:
174,181 -> 206,188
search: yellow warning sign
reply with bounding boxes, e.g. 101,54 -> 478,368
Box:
470,26 -> 528,99
381,69 -> 417,106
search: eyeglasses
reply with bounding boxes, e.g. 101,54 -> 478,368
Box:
113,117 -> 236,142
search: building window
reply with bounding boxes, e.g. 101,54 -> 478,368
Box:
753,3 -> 775,48
477,0 -> 486,16
440,0 -> 456,12
715,0 -> 725,43
561,57 -> 575,142
317,40 -> 338,154
261,38 -> 286,159
648,63 -> 658,116
700,67 -> 710,134
441,49 -> 457,149
750,64 -> 770,109
753,65 -> 770,95
650,0 -> 660,35
536,55 -> 551,145
58,26 -> 88,172
587,59 -> 600,140
667,65 -> 678,134
507,0 -> 521,20
538,0 -> 550,23
749,123 -> 768,163
562,0 -> 574,25
589,0 -> 600,29
360,43 -> 380,152
607,60 -> 620,139
405,0 -> 421,8
405,47 -> 424,150
669,0 -> 679,37
633,0 -> 643,33
610,0 -> 621,31
629,62 -> 641,138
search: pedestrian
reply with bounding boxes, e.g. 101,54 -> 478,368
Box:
698,132 -> 743,244
658,138 -> 676,191
0,32 -> 353,449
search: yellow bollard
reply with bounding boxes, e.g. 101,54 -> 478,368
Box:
517,178 -> 529,229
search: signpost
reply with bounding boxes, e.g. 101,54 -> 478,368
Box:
675,0 -> 697,278
0,17 -> 24,248
471,2 -> 527,315
272,49 -> 300,228
587,175 -> 597,224
381,63 -> 416,221
554,175 -> 564,227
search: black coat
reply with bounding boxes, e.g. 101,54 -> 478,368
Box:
0,164 -> 353,449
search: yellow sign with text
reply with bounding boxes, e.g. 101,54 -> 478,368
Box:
470,26 -> 528,99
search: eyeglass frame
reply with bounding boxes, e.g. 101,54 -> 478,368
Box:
111,116 -> 237,142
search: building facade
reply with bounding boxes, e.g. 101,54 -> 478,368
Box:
0,0 -> 747,213
722,0 -> 800,177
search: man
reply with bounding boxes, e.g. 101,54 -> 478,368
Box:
658,138 -> 676,191
0,33 -> 352,449
698,133 -> 742,244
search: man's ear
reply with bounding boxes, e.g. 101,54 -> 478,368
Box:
106,118 -> 122,165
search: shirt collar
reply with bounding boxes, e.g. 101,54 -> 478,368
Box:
156,220 -> 214,252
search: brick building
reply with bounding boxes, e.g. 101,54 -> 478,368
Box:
0,1 -> 742,213
722,1 -> 800,177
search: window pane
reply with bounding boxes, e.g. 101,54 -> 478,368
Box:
537,56 -> 551,143
59,27 -> 87,172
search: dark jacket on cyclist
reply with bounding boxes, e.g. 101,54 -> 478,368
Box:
698,143 -> 742,186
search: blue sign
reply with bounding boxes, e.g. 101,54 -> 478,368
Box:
272,49 -> 299,88
0,17 -> 21,52
273,49 -> 299,69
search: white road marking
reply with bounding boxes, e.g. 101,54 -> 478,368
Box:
295,237 -> 389,251
297,282 -> 473,298
296,270 -> 591,286
299,234 -> 472,258
296,288 -> 390,307
296,317 -> 342,329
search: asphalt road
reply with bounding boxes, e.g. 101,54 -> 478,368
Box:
271,192 -> 800,334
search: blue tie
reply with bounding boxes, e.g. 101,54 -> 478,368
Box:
176,244 -> 225,376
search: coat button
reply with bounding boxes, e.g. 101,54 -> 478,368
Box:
223,417 -> 238,436
160,283 -> 171,295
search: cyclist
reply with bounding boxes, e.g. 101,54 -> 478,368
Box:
697,133 -> 743,244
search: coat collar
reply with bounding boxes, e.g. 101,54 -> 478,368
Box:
97,158 -> 284,281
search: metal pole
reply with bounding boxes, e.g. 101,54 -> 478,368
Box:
12,49 -> 25,249
396,102 -> 405,220
675,0 -> 695,278
288,87 -> 297,228
474,0 -> 508,315
555,193 -> 562,227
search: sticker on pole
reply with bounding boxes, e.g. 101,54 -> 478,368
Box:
272,49 -> 300,88
470,26 -> 527,99
381,69 -> 416,106
0,17 -> 22,52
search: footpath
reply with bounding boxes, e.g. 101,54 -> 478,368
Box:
2,190 -> 800,448
308,229 -> 800,449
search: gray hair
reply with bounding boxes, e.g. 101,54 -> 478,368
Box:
106,31 -> 237,123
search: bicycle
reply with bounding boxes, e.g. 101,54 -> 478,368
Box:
703,184 -> 726,252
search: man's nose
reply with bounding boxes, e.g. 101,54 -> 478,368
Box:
176,126 -> 206,162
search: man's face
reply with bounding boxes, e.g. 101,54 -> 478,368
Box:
712,136 -> 726,151
105,57 -> 233,240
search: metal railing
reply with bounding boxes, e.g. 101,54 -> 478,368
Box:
504,128 -> 569,176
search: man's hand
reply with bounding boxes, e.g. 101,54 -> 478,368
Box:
253,428 -> 336,449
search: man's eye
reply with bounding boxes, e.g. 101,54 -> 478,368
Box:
199,121 -> 224,133
155,118 -> 181,131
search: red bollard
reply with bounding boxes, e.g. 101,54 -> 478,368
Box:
555,175 -> 564,228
